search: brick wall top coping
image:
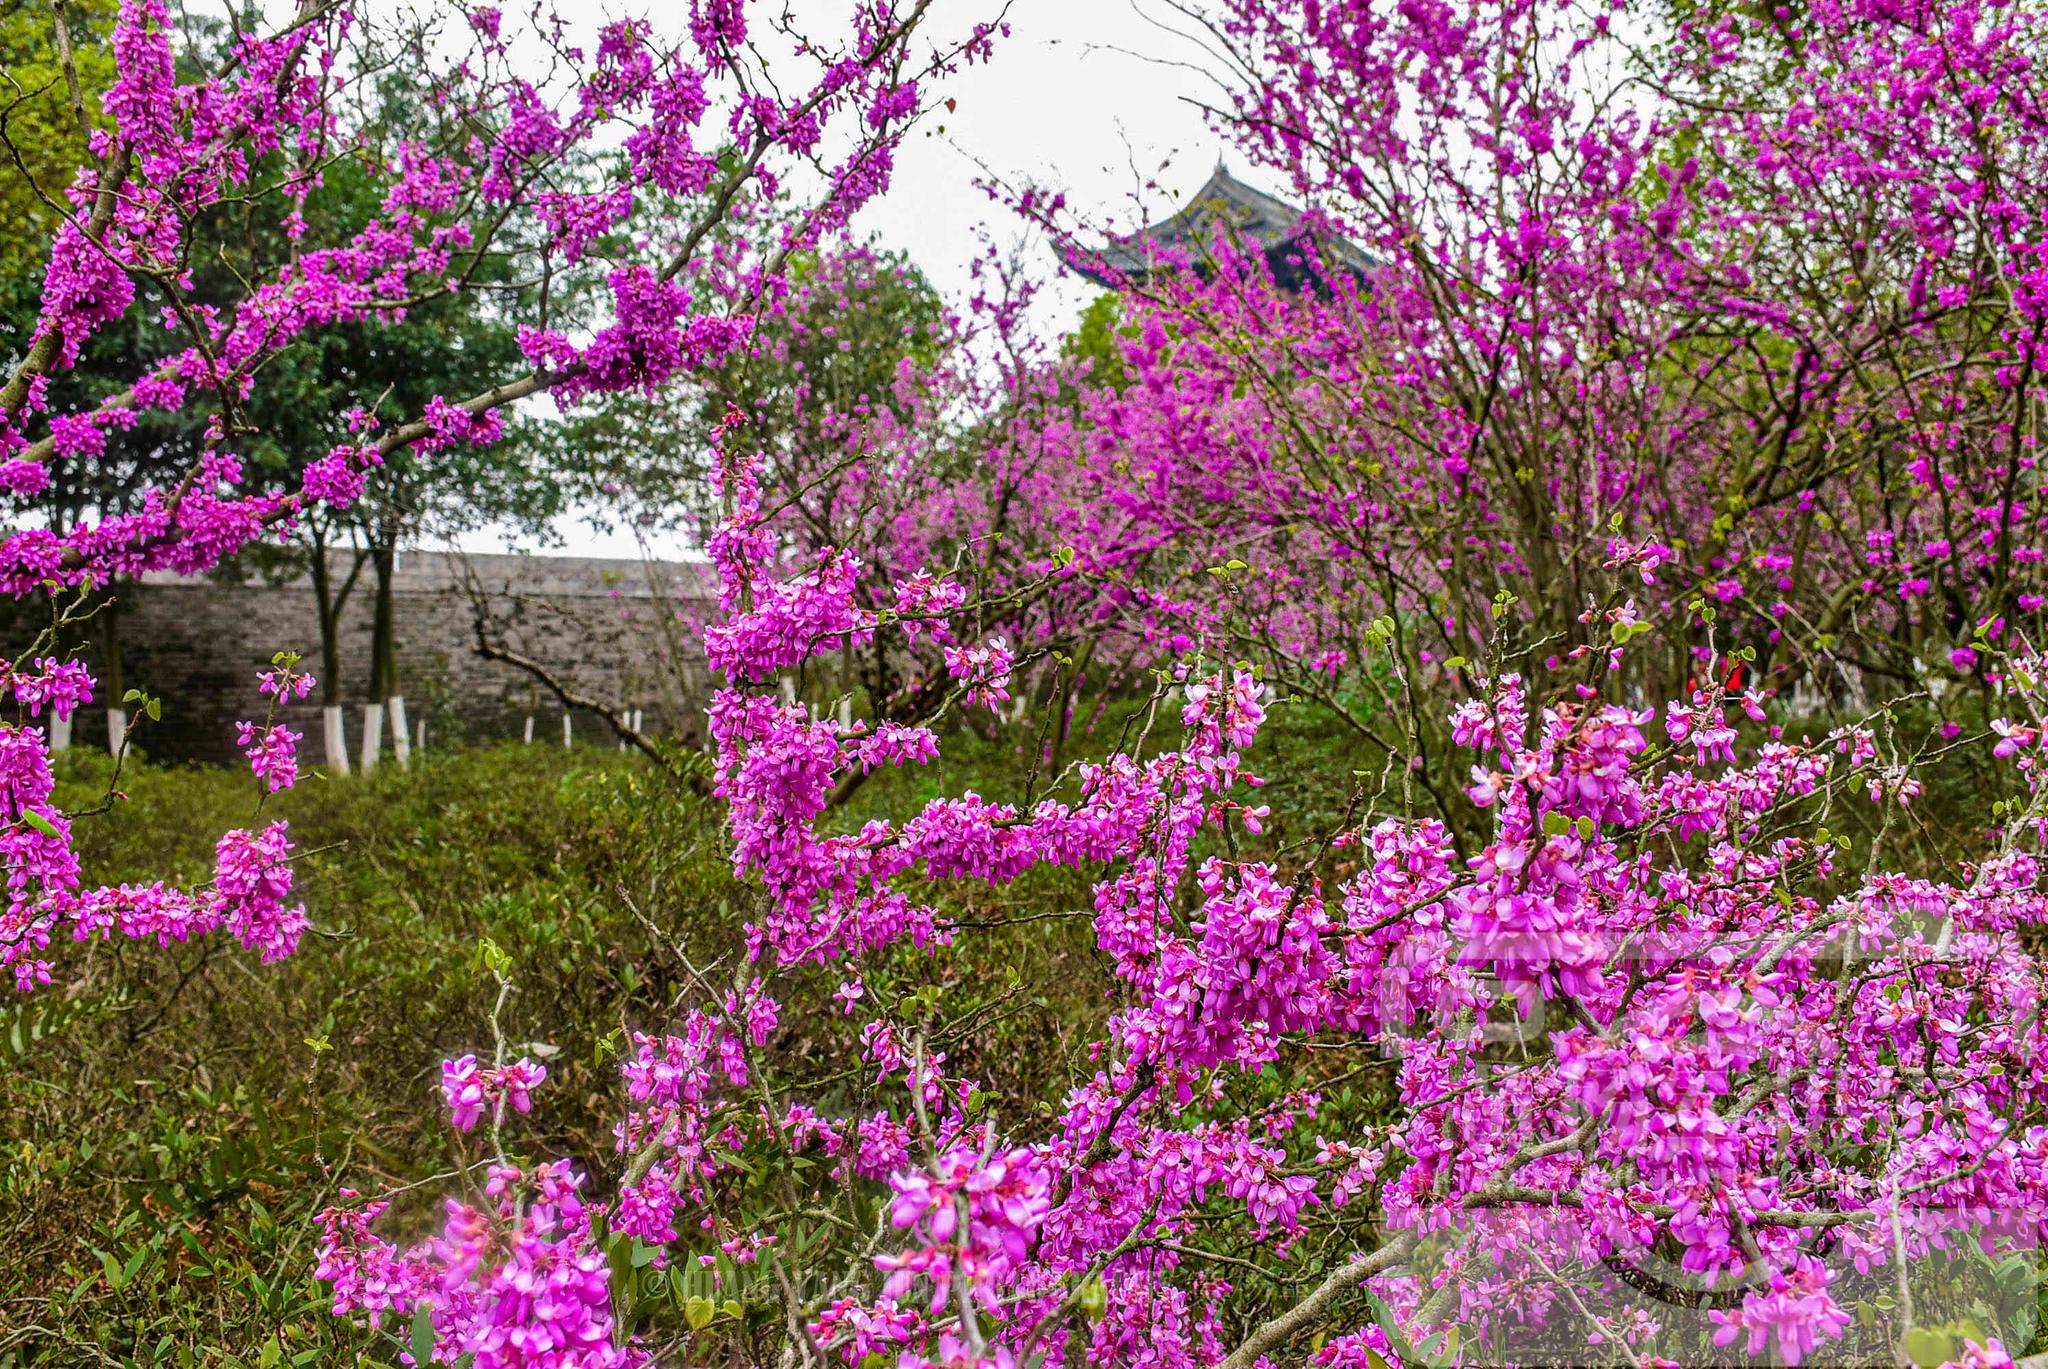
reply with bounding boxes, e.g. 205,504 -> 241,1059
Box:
139,549 -> 716,601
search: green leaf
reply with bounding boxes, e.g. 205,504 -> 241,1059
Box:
410,1303 -> 437,1367
685,1295 -> 715,1331
20,808 -> 59,838
1365,1292 -> 1423,1366
175,1227 -> 213,1271
606,1236 -> 636,1315
1903,1327 -> 1951,1368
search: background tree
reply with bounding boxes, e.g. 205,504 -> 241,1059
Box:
514,240 -> 963,745
4,8 -> 563,768
0,0 -> 116,279
555,240 -> 950,539
231,152 -> 558,772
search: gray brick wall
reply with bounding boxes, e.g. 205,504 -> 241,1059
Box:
81,551 -> 712,764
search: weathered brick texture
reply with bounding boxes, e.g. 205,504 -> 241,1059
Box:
85,552 -> 711,764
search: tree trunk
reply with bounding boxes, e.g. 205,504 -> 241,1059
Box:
308,525 -> 363,775
359,700 -> 384,773
361,540 -> 398,772
388,693 -> 411,769
101,582 -> 125,753
323,705 -> 348,772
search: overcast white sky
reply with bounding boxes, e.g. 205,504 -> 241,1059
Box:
449,0 -> 1273,559
851,0 -> 1228,311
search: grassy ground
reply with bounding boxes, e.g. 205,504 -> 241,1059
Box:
0,744 -> 743,1365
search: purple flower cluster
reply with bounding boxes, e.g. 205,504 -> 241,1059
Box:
316,1162 -> 637,1369
441,1054 -> 549,1133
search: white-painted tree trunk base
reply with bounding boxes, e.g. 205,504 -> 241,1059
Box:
105,707 -> 126,754
562,714 -> 572,748
323,705 -> 350,775
416,719 -> 426,752
388,695 -> 410,769
523,715 -> 535,744
48,714 -> 71,752
360,703 -> 384,773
